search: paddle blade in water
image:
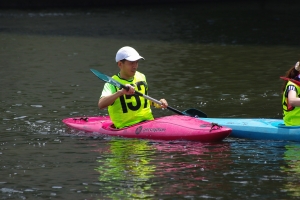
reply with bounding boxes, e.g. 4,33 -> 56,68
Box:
183,108 -> 207,118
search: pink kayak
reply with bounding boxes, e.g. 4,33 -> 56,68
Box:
62,115 -> 231,142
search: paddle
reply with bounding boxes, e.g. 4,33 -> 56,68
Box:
183,108 -> 207,118
90,69 -> 207,118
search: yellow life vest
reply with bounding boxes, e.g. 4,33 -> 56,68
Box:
108,71 -> 154,128
282,81 -> 300,126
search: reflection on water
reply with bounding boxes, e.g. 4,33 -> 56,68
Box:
282,144 -> 300,197
95,139 -> 156,199
94,139 -> 231,199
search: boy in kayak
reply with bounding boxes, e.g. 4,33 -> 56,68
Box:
98,46 -> 168,129
281,61 -> 300,126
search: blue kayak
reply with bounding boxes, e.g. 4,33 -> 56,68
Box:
201,118 -> 300,142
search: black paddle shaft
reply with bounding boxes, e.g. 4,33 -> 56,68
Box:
90,69 -> 207,118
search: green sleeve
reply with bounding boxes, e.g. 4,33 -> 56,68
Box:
100,83 -> 117,98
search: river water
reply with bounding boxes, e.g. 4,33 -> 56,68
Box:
1,1 -> 300,199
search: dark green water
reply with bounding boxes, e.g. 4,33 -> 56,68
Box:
1,2 -> 300,199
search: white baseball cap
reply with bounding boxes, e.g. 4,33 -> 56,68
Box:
115,46 -> 145,62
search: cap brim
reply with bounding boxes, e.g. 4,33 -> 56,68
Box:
125,55 -> 145,61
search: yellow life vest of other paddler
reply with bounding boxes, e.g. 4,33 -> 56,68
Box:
282,81 -> 300,126
108,72 -> 154,128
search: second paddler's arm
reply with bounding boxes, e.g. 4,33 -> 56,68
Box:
288,90 -> 300,107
